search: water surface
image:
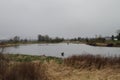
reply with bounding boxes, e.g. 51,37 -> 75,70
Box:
1,43 -> 120,57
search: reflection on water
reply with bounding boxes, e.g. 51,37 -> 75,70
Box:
1,43 -> 120,57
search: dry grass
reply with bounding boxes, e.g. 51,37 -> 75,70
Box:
1,53 -> 120,80
4,62 -> 49,80
46,60 -> 120,80
64,54 -> 120,70
0,52 -> 9,80
0,53 -> 49,80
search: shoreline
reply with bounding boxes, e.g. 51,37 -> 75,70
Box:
0,41 -> 120,48
87,42 -> 120,47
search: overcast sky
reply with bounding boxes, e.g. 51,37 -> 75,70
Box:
0,0 -> 120,39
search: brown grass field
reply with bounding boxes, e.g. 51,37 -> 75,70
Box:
0,53 -> 120,80
46,60 -> 120,80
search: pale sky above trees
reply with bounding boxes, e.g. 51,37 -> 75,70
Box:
0,0 -> 120,39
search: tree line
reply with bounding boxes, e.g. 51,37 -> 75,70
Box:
69,30 -> 120,43
0,30 -> 120,44
38,34 -> 64,43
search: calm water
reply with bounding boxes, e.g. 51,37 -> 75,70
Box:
1,43 -> 120,57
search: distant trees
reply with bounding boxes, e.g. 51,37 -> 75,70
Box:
38,35 -> 46,41
13,36 -> 20,43
116,30 -> 120,40
7,36 -> 20,43
69,36 -> 106,43
38,34 -> 64,43
52,37 -> 64,43
111,35 -> 114,41
1,29 -> 119,45
117,33 -> 120,40
8,36 -> 29,43
108,29 -> 120,41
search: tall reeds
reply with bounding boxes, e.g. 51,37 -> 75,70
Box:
0,51 -> 9,80
0,52 -> 49,80
4,62 -> 49,80
64,54 -> 120,70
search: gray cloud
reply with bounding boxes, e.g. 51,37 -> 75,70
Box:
0,0 -> 120,39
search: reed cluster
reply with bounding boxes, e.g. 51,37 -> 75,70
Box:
64,54 -> 120,70
0,53 -> 49,80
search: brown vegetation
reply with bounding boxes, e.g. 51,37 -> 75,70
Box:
0,53 -> 49,80
64,54 -> 120,70
4,62 -> 49,80
0,52 -> 9,80
46,60 -> 120,80
1,53 -> 120,80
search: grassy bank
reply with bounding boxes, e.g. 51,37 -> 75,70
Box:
0,41 -> 38,47
86,40 -> 120,47
6,54 -> 62,63
0,53 -> 120,80
0,41 -> 64,47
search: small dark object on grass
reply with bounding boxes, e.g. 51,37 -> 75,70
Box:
61,52 -> 64,57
